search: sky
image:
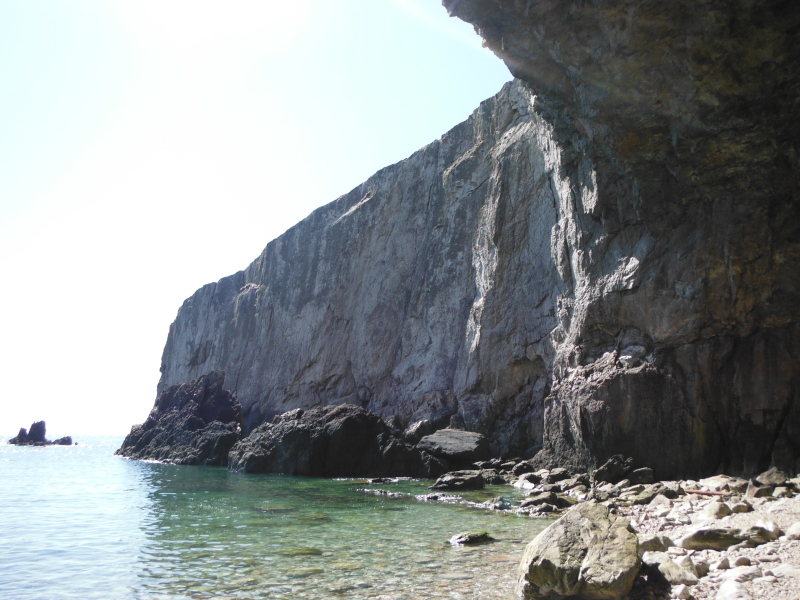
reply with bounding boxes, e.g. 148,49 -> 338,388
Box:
0,0 -> 511,438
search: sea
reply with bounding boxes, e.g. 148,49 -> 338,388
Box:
0,437 -> 548,600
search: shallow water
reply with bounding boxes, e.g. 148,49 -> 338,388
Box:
0,437 -> 548,599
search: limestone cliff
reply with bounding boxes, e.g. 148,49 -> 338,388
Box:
155,1 -> 799,479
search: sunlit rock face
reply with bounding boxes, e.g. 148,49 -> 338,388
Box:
155,1 -> 799,479
445,0 -> 800,477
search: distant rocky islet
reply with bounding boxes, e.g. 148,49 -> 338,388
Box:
8,421 -> 72,447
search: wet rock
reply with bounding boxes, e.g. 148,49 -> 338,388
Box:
521,492 -> 558,508
481,497 -> 513,510
416,430 -> 490,468
449,531 -> 494,545
118,371 -> 241,466
52,436 -> 73,446
516,503 -> 640,599
430,470 -> 484,491
228,403 -> 438,477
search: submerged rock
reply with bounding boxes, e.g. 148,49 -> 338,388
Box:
228,403 -> 443,477
516,503 -> 640,599
449,531 -> 494,545
117,370 -> 241,466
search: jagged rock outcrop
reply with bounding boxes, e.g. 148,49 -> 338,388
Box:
8,421 -> 73,446
227,404 -> 445,477
117,371 -> 241,466
150,2 -> 798,479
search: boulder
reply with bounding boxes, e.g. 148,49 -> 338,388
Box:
628,467 -> 654,485
117,371 -> 242,466
53,436 -> 73,446
745,480 -> 774,499
703,502 -> 733,520
229,403 -> 441,477
755,467 -> 789,487
641,552 -> 698,586
403,419 -> 434,444
415,430 -> 490,468
516,503 -> 640,599
637,534 -> 673,557
430,470 -> 484,491
449,531 -> 494,545
593,455 -> 633,484
677,528 -> 742,551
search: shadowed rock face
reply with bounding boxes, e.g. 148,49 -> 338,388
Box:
117,371 -> 242,466
444,0 -> 800,478
227,404 -> 445,478
152,2 -> 798,479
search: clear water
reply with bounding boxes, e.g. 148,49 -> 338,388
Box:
0,437 -> 548,599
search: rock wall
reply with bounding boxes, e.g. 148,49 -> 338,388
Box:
154,1 -> 799,479
444,0 -> 800,478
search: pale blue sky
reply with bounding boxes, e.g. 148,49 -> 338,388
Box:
0,0 -> 510,437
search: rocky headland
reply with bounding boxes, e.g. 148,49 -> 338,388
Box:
8,421 -> 72,446
119,0 -> 799,598
116,370 -> 241,466
136,0 -> 800,480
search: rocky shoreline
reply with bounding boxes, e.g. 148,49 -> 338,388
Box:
358,459 -> 800,600
118,375 -> 800,598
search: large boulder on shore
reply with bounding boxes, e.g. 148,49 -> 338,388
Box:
516,502 -> 640,600
117,370 -> 241,466
228,403 -> 444,477
416,430 -> 490,468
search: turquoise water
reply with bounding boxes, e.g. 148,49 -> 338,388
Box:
0,437 -> 547,599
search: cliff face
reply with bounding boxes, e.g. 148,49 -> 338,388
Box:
156,1 -> 799,479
